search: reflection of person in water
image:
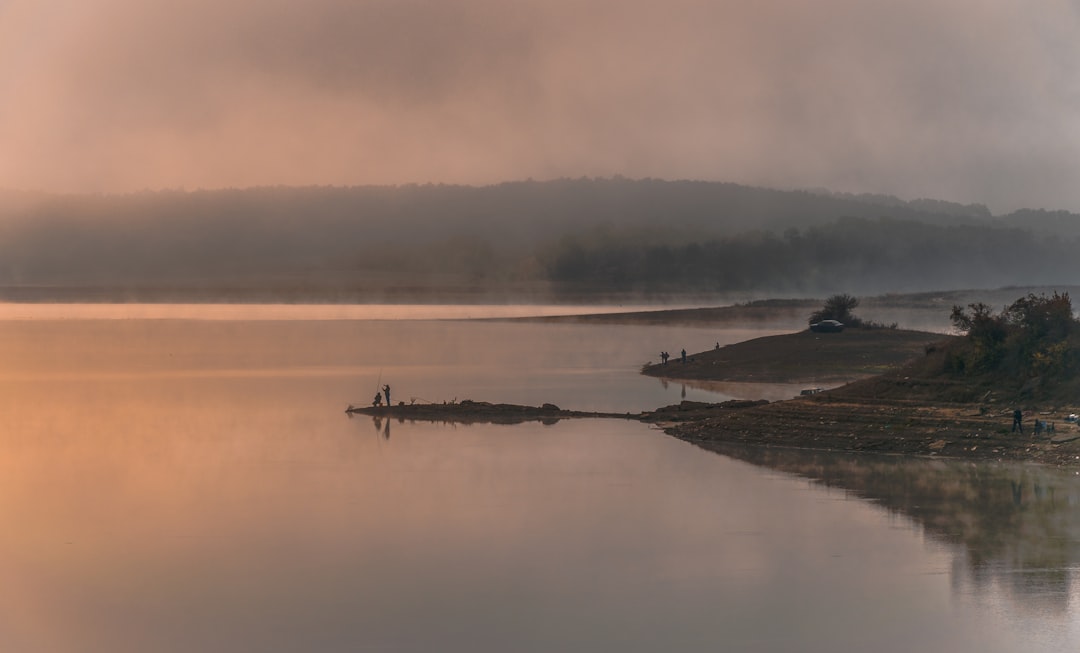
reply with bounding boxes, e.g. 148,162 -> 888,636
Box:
372,416 -> 391,441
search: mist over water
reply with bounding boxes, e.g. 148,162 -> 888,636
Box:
0,302 -> 692,322
1,305 -> 1078,651
5,0 -> 1080,644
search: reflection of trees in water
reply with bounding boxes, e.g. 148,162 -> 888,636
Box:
700,442 -> 1080,612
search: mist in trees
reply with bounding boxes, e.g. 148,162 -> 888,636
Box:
542,217 -> 1080,295
1,178 -> 1079,300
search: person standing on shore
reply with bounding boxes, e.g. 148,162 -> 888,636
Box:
383,384 -> 392,407
1012,408 -> 1023,434
681,349 -> 687,363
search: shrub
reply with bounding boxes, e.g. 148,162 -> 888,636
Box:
808,293 -> 863,327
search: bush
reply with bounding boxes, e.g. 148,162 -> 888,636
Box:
808,293 -> 863,327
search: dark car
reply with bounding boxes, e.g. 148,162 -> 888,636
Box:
809,319 -> 844,333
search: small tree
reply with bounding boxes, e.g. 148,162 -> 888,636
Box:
950,302 -> 1000,337
809,293 -> 861,326
950,302 -> 1007,369
1003,292 -> 1074,343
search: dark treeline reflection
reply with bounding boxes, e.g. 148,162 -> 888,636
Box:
2,178 -> 1079,298
702,443 -> 1080,611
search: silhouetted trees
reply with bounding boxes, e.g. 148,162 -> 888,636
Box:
809,294 -> 861,326
543,217 -> 1080,295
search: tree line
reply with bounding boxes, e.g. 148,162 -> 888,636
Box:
542,217 -> 1080,295
1,179 -> 1079,297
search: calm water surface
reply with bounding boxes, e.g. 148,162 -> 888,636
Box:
1,304 -> 1078,652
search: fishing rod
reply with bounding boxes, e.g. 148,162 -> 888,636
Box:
346,367 -> 384,413
373,368 -> 383,404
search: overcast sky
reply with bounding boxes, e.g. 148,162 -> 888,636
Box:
2,0 -> 1078,212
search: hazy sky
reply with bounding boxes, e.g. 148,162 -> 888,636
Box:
2,0 -> 1078,212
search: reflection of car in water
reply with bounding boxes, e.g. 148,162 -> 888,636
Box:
809,320 -> 844,333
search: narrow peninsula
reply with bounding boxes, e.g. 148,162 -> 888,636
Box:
347,292 -> 1080,467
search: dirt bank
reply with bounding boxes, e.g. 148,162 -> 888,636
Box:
652,396 -> 1080,467
637,327 -> 1080,467
642,328 -> 946,384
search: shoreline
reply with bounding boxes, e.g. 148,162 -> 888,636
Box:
349,395 -> 1080,467
346,400 -> 638,425
657,394 -> 1080,467
647,330 -> 1080,467
347,322 -> 1080,467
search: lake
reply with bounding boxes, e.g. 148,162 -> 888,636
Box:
1,304 -> 1078,652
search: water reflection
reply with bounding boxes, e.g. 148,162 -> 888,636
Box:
0,317 -> 782,413
6,311 -> 1079,651
697,442 -> 1080,612
667,377 -> 835,401
372,415 -> 392,440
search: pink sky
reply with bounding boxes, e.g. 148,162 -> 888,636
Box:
2,0 -> 1079,212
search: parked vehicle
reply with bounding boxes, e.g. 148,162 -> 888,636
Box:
809,320 -> 844,333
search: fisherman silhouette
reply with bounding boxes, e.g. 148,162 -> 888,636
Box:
681,349 -> 687,363
383,384 -> 391,406
1012,408 -> 1023,434
373,392 -> 382,407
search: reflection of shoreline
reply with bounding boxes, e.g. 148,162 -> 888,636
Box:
658,377 -> 824,402
697,442 -> 1080,613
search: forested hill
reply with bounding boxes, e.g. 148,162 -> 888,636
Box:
0,178 -> 1078,300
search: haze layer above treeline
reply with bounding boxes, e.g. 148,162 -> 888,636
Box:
2,178 -> 1078,301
